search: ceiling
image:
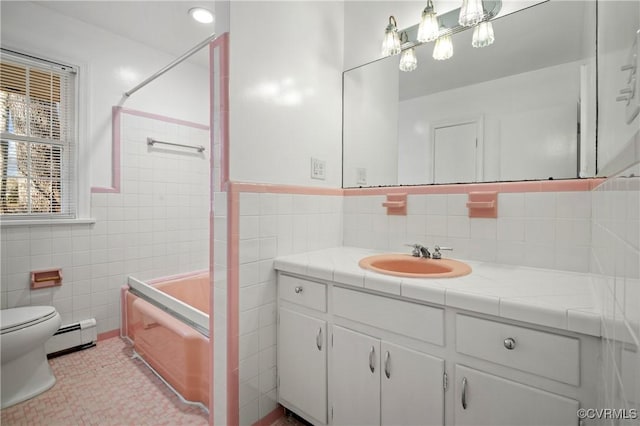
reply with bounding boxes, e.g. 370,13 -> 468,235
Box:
33,1 -> 217,68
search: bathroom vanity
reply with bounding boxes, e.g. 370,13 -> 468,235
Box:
275,247 -> 602,426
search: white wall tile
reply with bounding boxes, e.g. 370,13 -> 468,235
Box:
497,218 -> 525,241
524,192 -> 557,218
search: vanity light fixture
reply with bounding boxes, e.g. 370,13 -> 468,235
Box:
472,21 -> 495,48
459,0 -> 485,27
417,0 -> 440,43
433,33 -> 453,60
381,16 -> 402,57
189,7 -> 214,24
399,33 -> 418,72
381,0 -> 500,69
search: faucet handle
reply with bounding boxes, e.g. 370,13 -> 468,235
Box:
432,245 -> 453,259
405,244 -> 423,257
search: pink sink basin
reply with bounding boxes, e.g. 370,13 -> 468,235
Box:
359,254 -> 472,278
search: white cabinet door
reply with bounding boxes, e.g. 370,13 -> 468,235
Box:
331,326 -> 381,426
278,308 -> 327,424
454,365 -> 579,426
381,342 -> 445,426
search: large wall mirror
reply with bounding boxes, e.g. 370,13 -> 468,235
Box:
343,0 -> 597,188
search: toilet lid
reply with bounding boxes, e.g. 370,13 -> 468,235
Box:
1,306 -> 57,334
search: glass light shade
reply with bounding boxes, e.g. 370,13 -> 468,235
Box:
417,11 -> 440,43
382,26 -> 401,56
432,35 -> 453,60
472,21 -> 495,48
399,48 -> 418,72
417,1 -> 439,43
459,0 -> 484,27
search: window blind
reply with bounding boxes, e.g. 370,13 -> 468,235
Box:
0,49 -> 77,218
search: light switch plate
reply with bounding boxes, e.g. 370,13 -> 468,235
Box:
356,168 -> 367,185
311,157 -> 326,180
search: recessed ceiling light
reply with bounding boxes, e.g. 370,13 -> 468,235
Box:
189,7 -> 214,24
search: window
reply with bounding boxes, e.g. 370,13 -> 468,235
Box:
0,49 -> 77,219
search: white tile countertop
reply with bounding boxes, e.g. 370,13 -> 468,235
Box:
274,246 -> 603,337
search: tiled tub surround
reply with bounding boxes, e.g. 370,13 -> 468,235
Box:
0,110 -> 210,335
344,183 -> 598,273
231,187 -> 343,426
591,163 -> 640,417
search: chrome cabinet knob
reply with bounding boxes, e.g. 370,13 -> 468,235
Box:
294,286 -> 303,294
503,337 -> 516,350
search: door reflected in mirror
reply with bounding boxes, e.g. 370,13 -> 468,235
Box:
343,1 -> 597,188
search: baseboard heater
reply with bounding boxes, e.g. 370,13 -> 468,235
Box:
46,318 -> 97,359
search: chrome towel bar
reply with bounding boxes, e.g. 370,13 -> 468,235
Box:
147,137 -> 205,153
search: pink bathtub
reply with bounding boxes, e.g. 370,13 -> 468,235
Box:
124,272 -> 209,407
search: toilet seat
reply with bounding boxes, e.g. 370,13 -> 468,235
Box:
1,306 -> 58,334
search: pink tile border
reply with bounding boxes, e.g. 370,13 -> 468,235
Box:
211,33 -> 230,190
91,106 -> 210,194
343,178 -> 604,196
119,107 -> 210,130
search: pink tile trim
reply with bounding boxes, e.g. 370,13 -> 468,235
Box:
344,179 -> 601,196
229,181 -> 343,195
210,33 -> 230,190
252,406 -> 285,426
97,329 -> 120,341
120,107 -> 210,130
227,189 -> 240,426
91,106 -> 122,193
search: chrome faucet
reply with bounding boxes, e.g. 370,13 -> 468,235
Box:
407,244 -> 453,259
407,244 -> 431,259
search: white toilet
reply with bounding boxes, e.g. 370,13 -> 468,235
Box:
1,306 -> 61,409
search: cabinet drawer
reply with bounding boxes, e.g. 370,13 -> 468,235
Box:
333,287 -> 444,345
279,274 -> 327,312
456,315 -> 580,386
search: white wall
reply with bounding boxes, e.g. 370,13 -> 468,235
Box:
398,61 -> 580,184
0,1 -> 209,188
343,57 -> 399,187
228,1 -> 344,188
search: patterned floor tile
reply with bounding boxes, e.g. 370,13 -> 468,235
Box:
0,337 -> 208,426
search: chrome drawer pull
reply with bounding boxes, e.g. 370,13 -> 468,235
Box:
503,337 -> 516,350
294,286 -> 303,294
369,346 -> 376,373
461,377 -> 468,410
316,327 -> 323,351
384,351 -> 391,379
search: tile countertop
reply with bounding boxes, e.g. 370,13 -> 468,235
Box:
273,246 -> 603,338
